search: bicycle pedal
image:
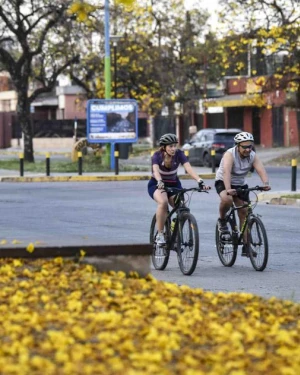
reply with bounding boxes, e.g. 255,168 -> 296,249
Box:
220,234 -> 231,242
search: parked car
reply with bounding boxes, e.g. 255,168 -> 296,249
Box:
182,128 -> 242,167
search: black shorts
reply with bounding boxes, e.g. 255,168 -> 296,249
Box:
215,180 -> 249,200
148,177 -> 182,200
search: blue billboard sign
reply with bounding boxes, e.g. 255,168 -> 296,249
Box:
87,99 -> 138,143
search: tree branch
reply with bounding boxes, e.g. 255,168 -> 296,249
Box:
29,54 -> 80,102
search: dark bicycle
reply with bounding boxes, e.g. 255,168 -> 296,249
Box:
215,185 -> 269,271
150,186 -> 208,276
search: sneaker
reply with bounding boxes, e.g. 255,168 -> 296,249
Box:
241,244 -> 248,257
218,218 -> 229,233
241,245 -> 257,258
156,232 -> 166,245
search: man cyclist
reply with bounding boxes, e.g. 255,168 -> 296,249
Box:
148,133 -> 209,246
215,131 -> 271,256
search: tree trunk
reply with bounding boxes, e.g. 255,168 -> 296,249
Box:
22,118 -> 34,162
17,92 -> 34,162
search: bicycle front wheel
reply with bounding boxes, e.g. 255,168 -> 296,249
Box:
215,219 -> 238,267
150,214 -> 170,270
247,216 -> 269,271
177,212 -> 199,275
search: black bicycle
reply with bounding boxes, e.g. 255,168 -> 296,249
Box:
150,186 -> 208,275
215,185 -> 269,271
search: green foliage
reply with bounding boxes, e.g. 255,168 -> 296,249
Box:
68,0 -> 212,115
0,0 -> 81,161
215,0 -> 300,99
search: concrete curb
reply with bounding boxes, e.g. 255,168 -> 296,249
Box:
269,197 -> 300,206
258,191 -> 300,206
0,173 -> 216,183
0,244 -> 152,277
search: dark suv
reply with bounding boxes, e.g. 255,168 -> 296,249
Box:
182,128 -> 242,167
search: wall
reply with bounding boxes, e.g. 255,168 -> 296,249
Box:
287,109 -> 299,147
226,77 -> 247,94
11,137 -> 75,149
243,108 -> 252,133
0,112 -> 12,148
62,95 -> 86,120
260,109 -> 272,147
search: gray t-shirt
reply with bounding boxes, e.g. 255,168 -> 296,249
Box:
215,146 -> 255,185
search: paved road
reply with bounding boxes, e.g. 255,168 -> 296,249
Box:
1,167 -> 299,302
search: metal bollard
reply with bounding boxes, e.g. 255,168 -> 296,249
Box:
211,149 -> 216,173
45,152 -> 50,176
19,153 -> 24,177
184,150 -> 189,174
78,151 -> 83,175
291,159 -> 297,191
114,149 -> 119,175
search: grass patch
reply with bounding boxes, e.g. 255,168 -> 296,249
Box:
0,155 -> 149,173
281,194 -> 300,199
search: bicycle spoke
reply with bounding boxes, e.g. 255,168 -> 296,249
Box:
215,219 -> 238,267
177,213 -> 199,275
248,217 -> 268,271
150,214 -> 170,270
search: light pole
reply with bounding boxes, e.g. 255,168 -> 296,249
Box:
203,56 -> 208,129
104,0 -> 111,99
110,35 -> 122,99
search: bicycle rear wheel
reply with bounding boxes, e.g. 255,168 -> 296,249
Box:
247,216 -> 268,271
150,214 -> 170,270
177,212 -> 199,275
215,219 -> 238,267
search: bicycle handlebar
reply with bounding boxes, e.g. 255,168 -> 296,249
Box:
226,185 -> 267,195
162,186 -> 209,194
236,185 -> 267,193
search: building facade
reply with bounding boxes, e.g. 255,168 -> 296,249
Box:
204,76 -> 299,147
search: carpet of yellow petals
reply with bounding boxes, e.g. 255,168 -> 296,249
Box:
0,258 -> 300,375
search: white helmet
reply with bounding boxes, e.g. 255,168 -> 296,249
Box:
234,132 -> 254,144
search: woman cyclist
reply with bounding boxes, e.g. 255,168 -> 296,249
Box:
148,133 -> 209,246
215,131 -> 271,255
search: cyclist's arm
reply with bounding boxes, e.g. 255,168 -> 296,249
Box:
222,152 -> 235,194
152,164 -> 162,183
252,155 -> 271,190
183,162 -> 203,183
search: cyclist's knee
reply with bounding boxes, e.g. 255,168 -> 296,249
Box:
157,200 -> 168,210
220,194 -> 232,206
238,207 -> 247,217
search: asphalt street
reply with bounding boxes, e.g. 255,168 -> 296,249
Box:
0,166 -> 299,302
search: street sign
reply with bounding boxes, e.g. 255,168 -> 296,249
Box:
87,99 -> 138,143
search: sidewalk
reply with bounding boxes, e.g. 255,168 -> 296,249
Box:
0,145 -> 298,185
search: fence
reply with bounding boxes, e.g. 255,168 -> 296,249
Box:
12,116 -> 148,139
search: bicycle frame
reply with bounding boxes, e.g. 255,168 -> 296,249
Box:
166,198 -> 190,250
216,185 -> 268,271
162,186 -> 206,250
151,185 -> 208,275
227,202 -> 251,245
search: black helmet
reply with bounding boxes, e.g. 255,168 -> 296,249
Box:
159,133 -> 178,146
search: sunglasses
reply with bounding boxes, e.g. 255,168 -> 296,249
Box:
239,144 -> 253,150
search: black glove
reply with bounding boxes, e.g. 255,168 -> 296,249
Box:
198,178 -> 204,189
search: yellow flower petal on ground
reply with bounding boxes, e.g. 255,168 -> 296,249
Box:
26,243 -> 35,253
12,239 -> 22,244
